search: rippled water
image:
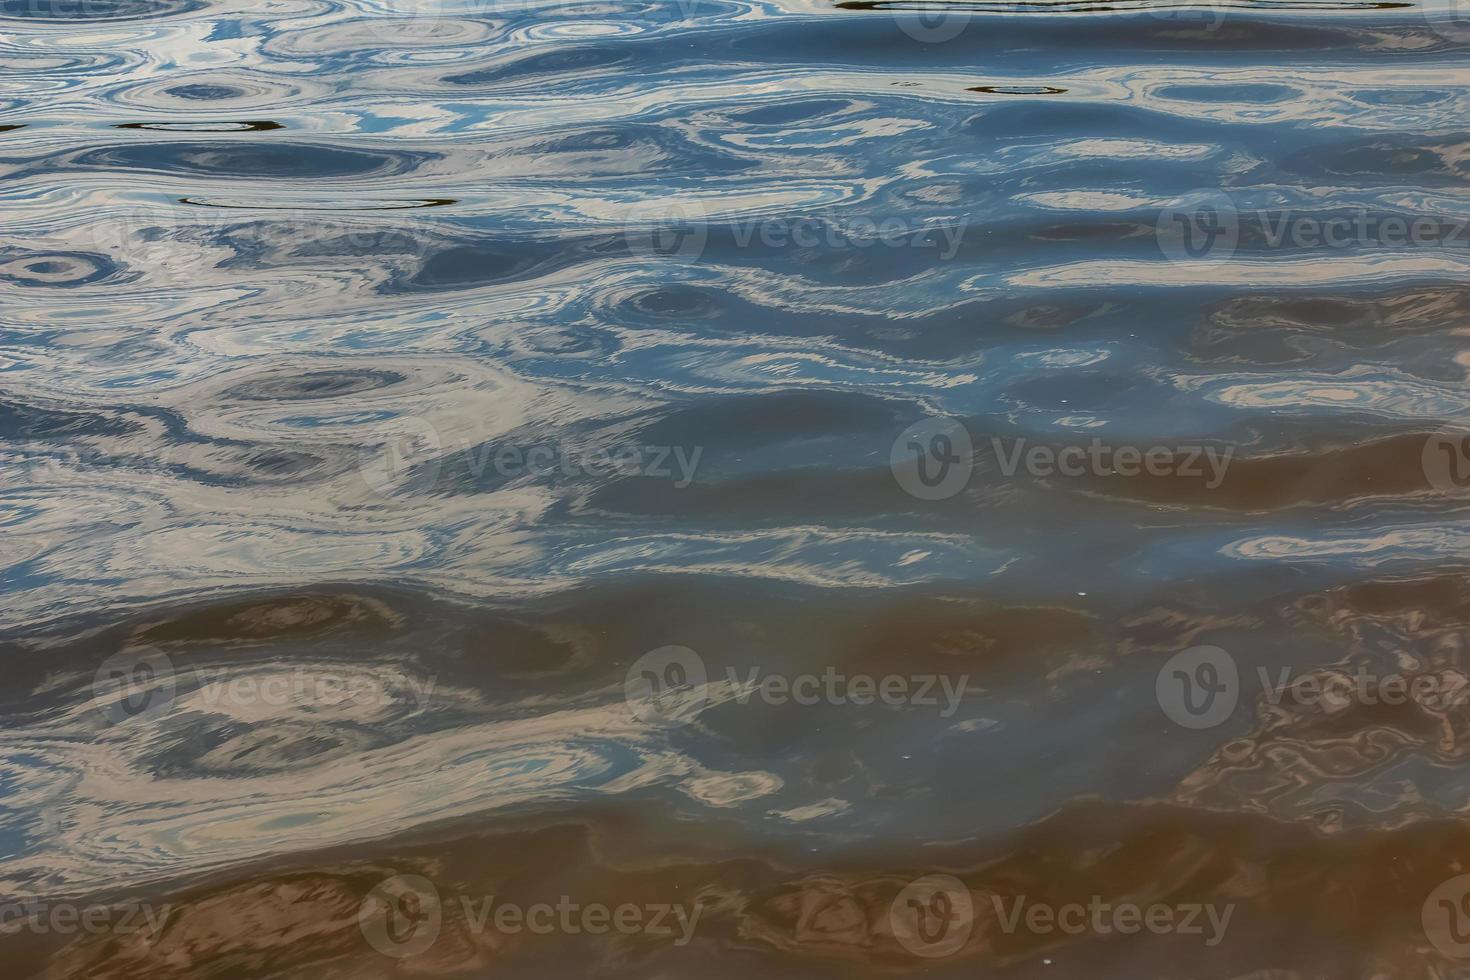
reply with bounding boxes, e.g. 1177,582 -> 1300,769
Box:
5,0 -> 1470,976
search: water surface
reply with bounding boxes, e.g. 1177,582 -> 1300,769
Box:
3,0 -> 1470,976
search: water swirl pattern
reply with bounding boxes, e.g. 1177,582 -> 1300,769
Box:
3,0 -> 1470,975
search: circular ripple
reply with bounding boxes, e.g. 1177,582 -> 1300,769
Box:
108,74 -> 311,110
221,369 -> 407,403
265,17 -> 495,57
507,324 -> 621,359
0,251 -> 119,287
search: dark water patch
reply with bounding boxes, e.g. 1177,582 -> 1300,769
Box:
1002,370 -> 1163,412
960,99 -> 1197,143
1350,88 -> 1457,107
162,83 -> 245,101
221,369 -> 406,403
1297,573 -> 1470,629
1070,429 -> 1437,511
839,0 -> 1411,11
585,465 -> 900,522
290,228 -> 429,258
1280,134 -> 1470,182
0,399 -> 138,440
400,238 -> 595,292
180,196 -> 455,210
1195,286 -> 1470,365
1029,219 -> 1152,244
0,125 -> 25,133
130,592 -> 399,647
231,447 -> 333,481
506,323 -> 621,359
60,141 -> 432,179
639,389 -> 913,454
115,120 -> 285,132
1156,82 -> 1298,102
20,798 -> 1467,979
0,0 -> 205,20
969,84 -> 1068,95
618,284 -> 724,321
197,217 -> 436,270
805,8 -> 1429,63
149,719 -> 390,777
